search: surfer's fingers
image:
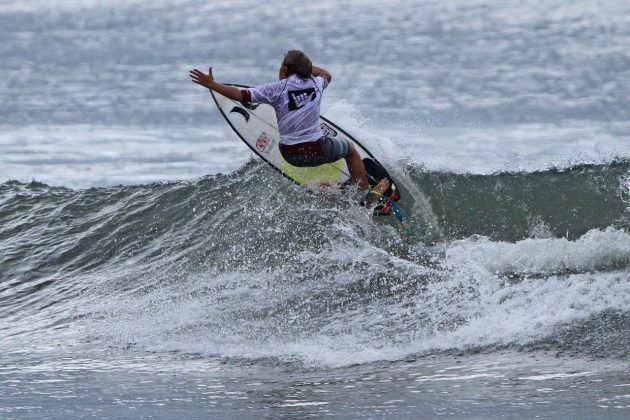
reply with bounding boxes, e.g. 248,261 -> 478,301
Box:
189,70 -> 205,82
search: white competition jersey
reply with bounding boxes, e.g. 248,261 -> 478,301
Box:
248,75 -> 329,145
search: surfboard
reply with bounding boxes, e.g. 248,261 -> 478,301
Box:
209,84 -> 405,221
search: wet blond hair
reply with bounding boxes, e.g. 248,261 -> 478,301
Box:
283,50 -> 313,79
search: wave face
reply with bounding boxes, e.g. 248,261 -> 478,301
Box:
405,160 -> 630,241
2,159 -> 629,366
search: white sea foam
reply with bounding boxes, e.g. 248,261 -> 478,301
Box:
0,124 -> 244,188
444,227 -> 630,275
375,121 -> 630,175
82,226 -> 630,368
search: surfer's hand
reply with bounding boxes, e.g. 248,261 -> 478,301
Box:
189,67 -> 215,88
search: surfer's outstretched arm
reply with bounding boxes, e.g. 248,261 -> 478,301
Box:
189,67 -> 244,101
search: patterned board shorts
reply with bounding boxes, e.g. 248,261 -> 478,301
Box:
279,136 -> 350,167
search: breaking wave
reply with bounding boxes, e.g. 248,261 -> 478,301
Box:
1,158 -> 629,366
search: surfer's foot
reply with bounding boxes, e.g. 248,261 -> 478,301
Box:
362,177 -> 392,215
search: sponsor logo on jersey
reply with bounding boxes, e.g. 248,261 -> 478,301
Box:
287,88 -> 316,111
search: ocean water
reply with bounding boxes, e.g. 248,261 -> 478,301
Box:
1,0 -> 629,418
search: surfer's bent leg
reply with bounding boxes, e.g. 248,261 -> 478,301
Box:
343,142 -> 369,191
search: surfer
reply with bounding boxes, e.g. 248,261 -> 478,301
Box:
189,50 -> 390,207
